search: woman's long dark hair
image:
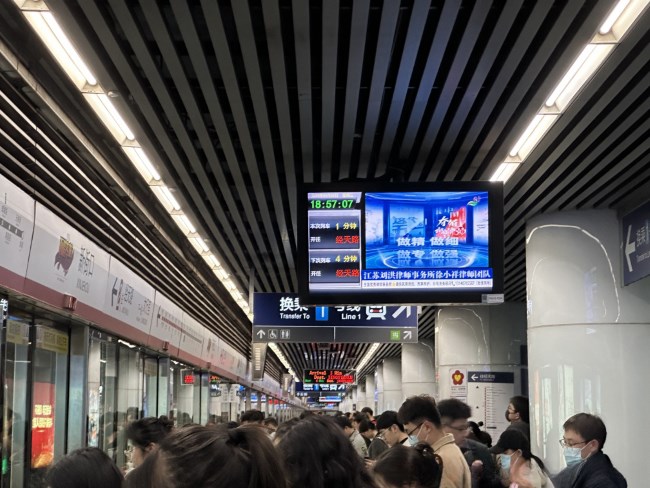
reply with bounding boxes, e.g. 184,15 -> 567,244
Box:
276,415 -> 377,488
373,442 -> 443,488
46,447 -> 123,488
150,424 -> 287,488
125,415 -> 173,449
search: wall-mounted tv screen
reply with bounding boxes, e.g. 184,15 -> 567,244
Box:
297,181 -> 504,305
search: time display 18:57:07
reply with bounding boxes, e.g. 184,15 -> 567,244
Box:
309,199 -> 355,209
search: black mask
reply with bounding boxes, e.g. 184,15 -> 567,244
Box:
505,410 -> 512,422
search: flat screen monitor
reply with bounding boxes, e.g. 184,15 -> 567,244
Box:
297,181 -> 504,305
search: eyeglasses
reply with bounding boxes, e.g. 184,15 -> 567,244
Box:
559,438 -> 587,448
407,422 -> 424,437
445,422 -> 470,432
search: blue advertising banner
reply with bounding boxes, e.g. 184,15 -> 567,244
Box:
622,200 -> 650,285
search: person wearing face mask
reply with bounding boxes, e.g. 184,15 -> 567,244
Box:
504,396 -> 530,448
550,413 -> 626,488
489,429 -> 553,488
398,395 -> 471,488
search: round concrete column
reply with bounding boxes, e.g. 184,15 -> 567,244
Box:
375,363 -> 384,413
381,357 -> 403,412
365,375 -> 376,415
526,209 -> 650,487
401,339 -> 435,398
435,303 -> 527,442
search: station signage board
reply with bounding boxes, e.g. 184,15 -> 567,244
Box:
622,200 -> 650,285
252,293 -> 418,343
303,369 -> 356,385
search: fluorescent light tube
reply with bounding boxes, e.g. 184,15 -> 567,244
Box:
122,146 -> 161,182
189,236 -> 210,254
509,114 -> 558,161
172,214 -> 196,235
84,93 -> 136,143
152,185 -> 181,212
545,44 -> 613,112
490,162 -> 520,183
600,0 -> 630,34
203,254 -> 221,268
23,11 -> 97,89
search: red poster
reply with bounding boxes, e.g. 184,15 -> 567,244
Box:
31,382 -> 55,468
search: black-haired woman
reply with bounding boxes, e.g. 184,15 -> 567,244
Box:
125,415 -> 173,470
47,447 -> 123,488
372,442 -> 443,488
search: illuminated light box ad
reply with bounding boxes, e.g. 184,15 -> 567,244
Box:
303,369 -> 356,385
298,181 -> 504,305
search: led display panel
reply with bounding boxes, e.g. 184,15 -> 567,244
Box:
298,181 -> 504,305
303,369 -> 356,385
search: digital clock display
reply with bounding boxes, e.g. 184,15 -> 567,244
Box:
309,198 -> 356,209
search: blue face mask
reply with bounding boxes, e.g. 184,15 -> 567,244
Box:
408,434 -> 419,446
499,454 -> 512,471
563,446 -> 585,467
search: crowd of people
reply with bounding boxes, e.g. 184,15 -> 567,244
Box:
45,395 -> 626,488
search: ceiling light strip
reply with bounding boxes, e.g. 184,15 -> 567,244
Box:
490,0 -> 648,183
15,0 -> 253,325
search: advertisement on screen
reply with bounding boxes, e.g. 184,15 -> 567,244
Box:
31,382 -> 55,469
298,181 -> 503,305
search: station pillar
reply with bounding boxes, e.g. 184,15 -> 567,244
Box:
381,357 -> 402,413
365,375 -> 376,415
526,209 -> 650,487
356,385 -> 367,412
401,339 -> 435,398
374,363 -> 384,413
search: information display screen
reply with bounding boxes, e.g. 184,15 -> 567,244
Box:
298,181 -> 504,305
303,369 -> 356,385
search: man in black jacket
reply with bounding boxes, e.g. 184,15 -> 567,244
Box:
553,413 -> 626,488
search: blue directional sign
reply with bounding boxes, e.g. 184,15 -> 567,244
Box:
253,293 -> 418,343
468,371 -> 514,383
622,200 -> 650,285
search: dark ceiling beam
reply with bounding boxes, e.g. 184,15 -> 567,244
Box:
356,0 -> 401,179
170,1 -> 274,294
374,0 -> 431,179
231,0 -> 294,292
443,0 -> 524,181
292,0 -> 314,183
338,0 -> 370,180
400,0 -> 460,179
320,0 -> 339,182
439,0 -> 552,181
201,0 -> 287,292
262,0 -> 299,275
418,0 -> 493,181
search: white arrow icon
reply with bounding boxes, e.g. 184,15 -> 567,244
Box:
625,225 -> 636,272
471,374 -> 478,381
403,330 -> 412,340
392,306 -> 412,318
256,330 -> 266,338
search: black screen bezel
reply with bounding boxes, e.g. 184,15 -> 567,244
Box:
297,180 -> 504,305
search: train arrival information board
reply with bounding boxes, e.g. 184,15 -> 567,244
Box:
252,293 -> 417,343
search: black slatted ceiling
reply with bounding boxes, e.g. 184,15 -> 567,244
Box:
0,0 -> 647,382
